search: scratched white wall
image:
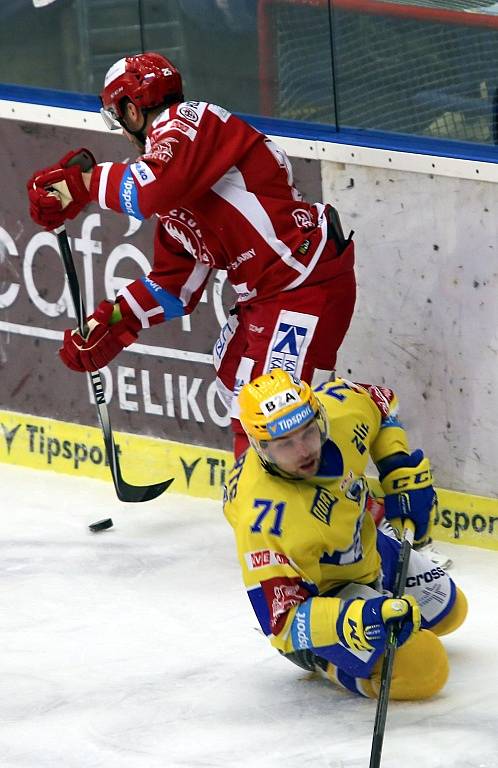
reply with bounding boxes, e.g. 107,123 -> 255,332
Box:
323,162 -> 498,497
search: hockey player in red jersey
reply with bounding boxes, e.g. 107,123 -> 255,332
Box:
26,52 -> 356,456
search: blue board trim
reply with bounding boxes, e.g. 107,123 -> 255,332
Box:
0,83 -> 100,112
0,82 -> 497,164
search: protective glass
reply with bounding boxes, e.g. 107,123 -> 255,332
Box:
100,107 -> 123,131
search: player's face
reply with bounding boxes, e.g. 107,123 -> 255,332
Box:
121,102 -> 146,151
266,419 -> 322,478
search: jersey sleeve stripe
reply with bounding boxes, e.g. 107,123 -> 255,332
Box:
211,167 -> 305,271
118,285 -> 158,328
179,261 -> 211,307
139,276 -> 186,319
97,162 -> 113,210
119,168 -> 144,220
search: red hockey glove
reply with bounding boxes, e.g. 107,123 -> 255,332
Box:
27,148 -> 96,230
59,298 -> 140,373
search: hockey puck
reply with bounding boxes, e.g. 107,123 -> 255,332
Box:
88,518 -> 113,532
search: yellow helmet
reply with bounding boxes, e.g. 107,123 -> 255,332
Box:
239,368 -> 326,451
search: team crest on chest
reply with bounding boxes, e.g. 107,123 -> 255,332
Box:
310,486 -> 338,526
344,476 -> 367,503
160,208 -> 215,266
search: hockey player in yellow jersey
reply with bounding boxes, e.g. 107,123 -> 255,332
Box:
223,368 -> 467,700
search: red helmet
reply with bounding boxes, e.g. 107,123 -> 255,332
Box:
100,52 -> 183,130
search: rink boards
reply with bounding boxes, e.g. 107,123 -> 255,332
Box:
1,98 -> 498,556
1,407 -> 497,553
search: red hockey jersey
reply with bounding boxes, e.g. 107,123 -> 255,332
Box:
89,101 -> 346,328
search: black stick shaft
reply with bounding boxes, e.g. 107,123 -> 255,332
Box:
55,227 -> 88,335
53,225 -> 172,502
369,524 -> 415,768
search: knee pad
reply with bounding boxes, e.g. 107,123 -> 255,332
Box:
365,630 -> 449,700
431,587 -> 468,637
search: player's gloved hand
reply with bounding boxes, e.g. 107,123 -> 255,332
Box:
379,449 -> 436,543
27,148 -> 96,230
336,594 -> 421,652
59,297 -> 140,372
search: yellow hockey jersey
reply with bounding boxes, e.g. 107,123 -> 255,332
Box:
223,379 -> 410,657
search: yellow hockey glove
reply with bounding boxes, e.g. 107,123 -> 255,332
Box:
336,594 -> 421,652
379,449 -> 436,543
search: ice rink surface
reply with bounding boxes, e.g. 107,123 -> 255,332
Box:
1,462 -> 497,768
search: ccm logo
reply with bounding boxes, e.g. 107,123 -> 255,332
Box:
392,470 -> 432,490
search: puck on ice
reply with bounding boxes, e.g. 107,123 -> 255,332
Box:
88,518 -> 113,532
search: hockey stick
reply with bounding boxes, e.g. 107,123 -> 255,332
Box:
54,225 -> 173,502
368,521 -> 415,768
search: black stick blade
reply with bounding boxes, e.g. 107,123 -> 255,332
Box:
114,475 -> 174,503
